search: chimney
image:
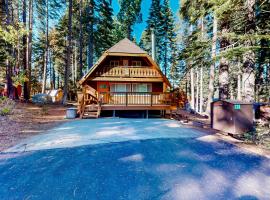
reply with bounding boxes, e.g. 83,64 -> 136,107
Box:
151,29 -> 156,61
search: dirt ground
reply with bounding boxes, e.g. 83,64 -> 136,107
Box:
0,103 -> 67,152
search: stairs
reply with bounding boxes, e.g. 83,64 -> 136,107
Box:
78,85 -> 101,119
81,104 -> 101,119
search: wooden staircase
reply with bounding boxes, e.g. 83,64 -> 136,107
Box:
78,85 -> 101,119
81,104 -> 101,119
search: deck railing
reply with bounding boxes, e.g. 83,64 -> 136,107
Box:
95,66 -> 161,78
99,92 -> 173,106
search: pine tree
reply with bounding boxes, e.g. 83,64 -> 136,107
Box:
140,0 -> 163,63
95,0 -> 114,57
159,0 -> 177,77
117,0 -> 142,40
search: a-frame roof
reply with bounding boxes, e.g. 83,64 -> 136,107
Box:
79,38 -> 171,87
108,38 -> 147,54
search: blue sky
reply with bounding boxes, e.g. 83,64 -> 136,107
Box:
112,0 -> 180,42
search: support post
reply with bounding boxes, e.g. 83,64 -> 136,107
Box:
126,92 -> 128,106
146,110 -> 149,119
113,110 -> 116,117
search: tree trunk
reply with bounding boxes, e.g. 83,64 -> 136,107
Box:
199,67 -> 203,113
219,57 -> 229,100
22,0 -> 29,100
42,0 -> 49,93
5,0 -> 13,98
242,0 -> 256,102
79,0 -> 83,78
218,22 -> 230,100
190,68 -> 195,110
237,60 -> 242,100
62,0 -> 73,104
26,0 -> 33,98
87,0 -> 94,70
199,18 -> 204,113
196,70 -> 199,112
164,39 -> 167,77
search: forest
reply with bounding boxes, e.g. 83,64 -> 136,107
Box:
0,0 -> 269,113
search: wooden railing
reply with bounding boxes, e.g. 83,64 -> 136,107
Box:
95,66 -> 162,78
99,92 -> 173,106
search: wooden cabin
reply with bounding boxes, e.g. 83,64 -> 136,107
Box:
78,38 -> 176,118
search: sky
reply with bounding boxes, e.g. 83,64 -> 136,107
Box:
112,0 -> 180,42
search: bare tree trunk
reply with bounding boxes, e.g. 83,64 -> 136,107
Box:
26,0 -> 33,98
219,57 -> 229,99
22,0 -> 29,100
199,18 -> 204,113
79,0 -> 83,78
62,0 -> 73,104
219,22 -> 230,100
190,68 -> 195,110
199,67 -> 203,113
237,60 -> 242,100
5,0 -> 13,98
206,15 -> 217,115
164,34 -> 168,77
74,42 -> 78,82
196,70 -> 199,112
242,0 -> 256,102
87,0 -> 94,70
42,0 -> 49,93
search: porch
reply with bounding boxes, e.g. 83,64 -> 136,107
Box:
78,86 -> 176,118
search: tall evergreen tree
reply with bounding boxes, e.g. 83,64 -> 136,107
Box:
95,0 -> 114,57
140,0 -> 163,63
117,0 -> 142,40
159,0 -> 177,77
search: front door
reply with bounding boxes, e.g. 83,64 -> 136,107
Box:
123,60 -> 129,66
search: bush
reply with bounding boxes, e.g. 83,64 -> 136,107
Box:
241,121 -> 270,149
0,97 -> 15,116
0,107 -> 11,116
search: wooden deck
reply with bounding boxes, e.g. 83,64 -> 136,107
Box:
101,104 -> 177,111
78,86 -> 177,118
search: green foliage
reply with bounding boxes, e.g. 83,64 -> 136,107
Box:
117,0 -> 142,39
0,97 -> 15,116
95,0 -> 114,57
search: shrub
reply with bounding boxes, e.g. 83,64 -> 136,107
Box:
0,107 -> 11,116
0,97 -> 15,116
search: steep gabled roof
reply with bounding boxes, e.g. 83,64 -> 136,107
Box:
79,38 -> 171,87
108,38 -> 147,54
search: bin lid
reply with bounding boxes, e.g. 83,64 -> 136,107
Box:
212,100 -> 253,105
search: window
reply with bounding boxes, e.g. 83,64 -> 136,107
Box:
132,61 -> 142,66
99,84 -> 107,89
110,60 -> 119,67
111,83 -> 131,92
132,83 -> 152,92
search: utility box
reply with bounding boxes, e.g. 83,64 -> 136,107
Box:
211,100 -> 254,135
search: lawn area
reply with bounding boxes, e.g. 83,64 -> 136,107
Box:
0,118 -> 269,199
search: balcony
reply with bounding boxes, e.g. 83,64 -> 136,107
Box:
95,66 -> 162,78
99,92 -> 173,106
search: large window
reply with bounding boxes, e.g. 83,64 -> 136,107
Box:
132,83 -> 152,92
111,83 -> 131,92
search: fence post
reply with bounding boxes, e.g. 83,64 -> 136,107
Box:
151,93 -> 153,106
126,92 -> 128,106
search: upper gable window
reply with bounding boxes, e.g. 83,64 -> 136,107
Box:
110,60 -> 119,67
132,61 -> 142,67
